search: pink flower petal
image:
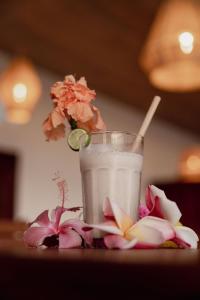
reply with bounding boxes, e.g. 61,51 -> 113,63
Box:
104,235 -> 138,249
77,77 -> 87,87
90,105 -> 106,131
51,110 -> 65,128
77,105 -> 106,132
51,206 -> 69,229
146,184 -> 153,210
139,216 -> 175,240
174,226 -> 199,249
147,185 -> 182,224
126,216 -> 174,246
43,115 -> 65,141
146,186 -> 164,218
29,210 -> 50,227
61,219 -> 92,245
24,227 -> 54,247
43,115 -> 53,132
67,102 -> 94,123
51,81 -> 65,98
73,78 -> 96,103
59,228 -> 82,249
64,75 -> 76,84
88,221 -> 123,235
103,197 -> 114,219
138,204 -> 150,219
109,200 -> 134,233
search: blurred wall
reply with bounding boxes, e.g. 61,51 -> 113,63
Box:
0,53 -> 200,221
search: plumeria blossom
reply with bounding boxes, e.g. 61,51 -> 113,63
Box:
43,75 -> 106,141
139,185 -> 199,249
24,178 -> 92,248
86,197 -> 175,249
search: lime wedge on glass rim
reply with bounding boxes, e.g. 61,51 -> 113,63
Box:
67,128 -> 91,151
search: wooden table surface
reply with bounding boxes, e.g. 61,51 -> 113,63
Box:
0,237 -> 200,300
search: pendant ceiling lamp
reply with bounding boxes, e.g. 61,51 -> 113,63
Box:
0,58 -> 41,124
140,0 -> 200,92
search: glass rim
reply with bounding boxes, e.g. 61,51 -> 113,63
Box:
90,130 -> 143,140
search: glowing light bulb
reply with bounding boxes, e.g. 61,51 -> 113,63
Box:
178,32 -> 194,54
186,155 -> 200,171
12,83 -> 27,103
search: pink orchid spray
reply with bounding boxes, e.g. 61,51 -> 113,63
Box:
43,75 -> 106,141
23,177 -> 92,248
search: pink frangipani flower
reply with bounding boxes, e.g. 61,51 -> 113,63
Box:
139,185 -> 199,249
87,198 -> 175,249
24,179 -> 92,248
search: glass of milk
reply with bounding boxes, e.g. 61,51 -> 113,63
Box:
80,131 -> 143,228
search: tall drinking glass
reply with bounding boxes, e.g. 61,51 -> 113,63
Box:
80,131 -> 143,230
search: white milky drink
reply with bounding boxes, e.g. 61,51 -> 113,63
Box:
80,137 -> 143,228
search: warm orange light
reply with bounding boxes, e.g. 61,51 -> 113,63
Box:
140,0 -> 200,92
0,58 -> 41,124
186,155 -> 200,171
178,32 -> 194,54
180,148 -> 200,182
12,83 -> 27,103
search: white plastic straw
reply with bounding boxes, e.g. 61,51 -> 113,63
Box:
133,96 -> 161,151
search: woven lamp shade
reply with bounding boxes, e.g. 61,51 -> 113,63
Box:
0,58 -> 41,124
140,0 -> 200,92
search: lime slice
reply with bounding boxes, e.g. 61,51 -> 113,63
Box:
67,129 -> 91,151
